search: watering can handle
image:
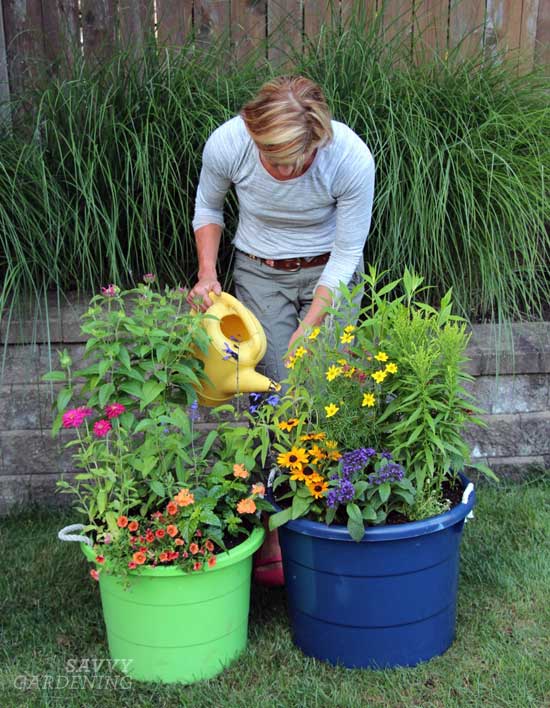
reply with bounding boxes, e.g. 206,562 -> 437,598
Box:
58,523 -> 94,547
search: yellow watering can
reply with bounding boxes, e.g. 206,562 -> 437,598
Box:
193,291 -> 277,407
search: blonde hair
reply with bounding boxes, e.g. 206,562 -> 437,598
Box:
240,75 -> 333,172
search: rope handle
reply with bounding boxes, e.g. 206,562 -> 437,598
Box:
461,482 -> 475,521
58,523 -> 94,547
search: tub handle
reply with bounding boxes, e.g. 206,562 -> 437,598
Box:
58,523 -> 94,547
461,482 -> 475,521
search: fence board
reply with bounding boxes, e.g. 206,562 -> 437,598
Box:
0,2 -> 11,127
195,0 -> 232,48
81,0 -> 117,62
267,0 -> 302,65
231,0 -> 267,61
156,0 -> 193,47
303,0 -> 337,45
41,0 -> 80,74
380,0 -> 413,49
414,0 -> 449,57
518,0 -> 540,71
485,0 -> 523,60
119,0 -> 155,50
448,0 -> 486,59
535,0 -> 550,66
3,0 -> 45,95
342,0 -> 378,33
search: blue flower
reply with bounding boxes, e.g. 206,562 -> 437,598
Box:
266,394 -> 280,406
223,342 -> 238,360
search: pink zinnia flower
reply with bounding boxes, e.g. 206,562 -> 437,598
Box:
101,284 -> 119,297
93,419 -> 112,437
143,273 -> 156,283
62,409 -> 85,429
105,403 -> 126,419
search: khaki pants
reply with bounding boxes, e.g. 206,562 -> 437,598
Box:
233,250 -> 364,384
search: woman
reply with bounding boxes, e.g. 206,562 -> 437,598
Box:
188,75 -> 375,584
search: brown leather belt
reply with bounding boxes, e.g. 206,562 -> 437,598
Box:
238,249 -> 330,272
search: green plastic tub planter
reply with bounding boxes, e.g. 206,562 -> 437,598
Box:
271,473 -> 475,669
62,526 -> 264,684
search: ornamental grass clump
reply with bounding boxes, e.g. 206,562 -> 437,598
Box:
44,276 -> 271,581
259,266 -> 497,541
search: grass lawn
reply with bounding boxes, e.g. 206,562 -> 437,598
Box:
1,475 -> 548,708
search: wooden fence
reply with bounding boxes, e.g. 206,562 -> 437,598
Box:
1,1 -> 549,108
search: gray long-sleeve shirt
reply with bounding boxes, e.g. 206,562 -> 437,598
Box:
192,115 -> 375,291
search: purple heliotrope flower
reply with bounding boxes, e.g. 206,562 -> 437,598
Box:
327,478 -> 356,507
341,448 -> 375,476
368,462 -> 405,485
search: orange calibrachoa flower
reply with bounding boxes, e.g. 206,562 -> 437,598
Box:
237,498 -> 257,514
166,501 -> 178,516
233,463 -> 249,479
174,538 -> 185,546
174,488 -> 195,507
251,483 -> 265,496
205,540 -> 215,552
189,543 -> 199,555
90,569 -> 100,581
159,552 -> 169,562
207,557 -> 217,568
116,515 -> 128,528
133,551 -> 146,565
128,520 -> 139,532
166,525 -> 178,537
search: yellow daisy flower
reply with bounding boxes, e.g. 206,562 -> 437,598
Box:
375,351 -> 389,362
326,365 -> 343,382
277,447 -> 309,470
278,418 -> 299,432
385,362 -> 398,374
343,366 -> 356,378
285,356 -> 296,369
362,392 -> 376,407
371,370 -> 388,384
308,327 -> 321,340
324,439 -> 338,449
328,450 -> 342,461
324,403 -> 339,418
294,346 -> 307,359
337,358 -> 347,366
302,467 -> 323,484
310,432 -> 327,441
344,325 -> 356,333
340,332 -> 354,344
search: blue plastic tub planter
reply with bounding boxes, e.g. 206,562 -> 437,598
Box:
275,474 -> 475,669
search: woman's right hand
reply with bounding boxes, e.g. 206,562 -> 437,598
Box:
187,277 -> 222,312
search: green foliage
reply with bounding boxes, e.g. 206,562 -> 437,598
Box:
44,280 -> 270,576
261,266 -> 496,534
1,19 -> 548,327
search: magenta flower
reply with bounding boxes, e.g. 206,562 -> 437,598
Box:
143,273 -> 156,283
77,406 -> 94,419
62,409 -> 85,428
101,284 -> 119,297
93,419 -> 112,437
105,403 -> 126,419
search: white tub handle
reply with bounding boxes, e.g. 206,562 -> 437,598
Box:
461,482 -> 475,522
58,523 -> 94,547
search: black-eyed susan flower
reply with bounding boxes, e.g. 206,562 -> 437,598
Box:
309,444 -> 326,463
277,447 -> 309,469
306,479 -> 329,499
278,418 -> 299,432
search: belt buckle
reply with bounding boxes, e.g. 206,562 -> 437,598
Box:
285,258 -> 301,272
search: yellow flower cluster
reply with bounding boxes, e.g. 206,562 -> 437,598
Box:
370,353 -> 398,384
277,435 -> 340,500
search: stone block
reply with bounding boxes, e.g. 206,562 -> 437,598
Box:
464,374 -> 549,414
465,411 -> 550,458
0,474 -> 32,515
30,473 -> 77,507
0,430 -> 66,476
467,323 -> 549,375
0,385 -> 41,429
487,455 -> 547,481
0,345 -> 41,384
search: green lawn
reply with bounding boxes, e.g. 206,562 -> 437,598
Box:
1,475 -> 548,708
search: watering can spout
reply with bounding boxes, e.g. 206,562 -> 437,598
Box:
192,292 -> 279,407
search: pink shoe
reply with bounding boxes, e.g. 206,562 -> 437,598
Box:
253,552 -> 285,587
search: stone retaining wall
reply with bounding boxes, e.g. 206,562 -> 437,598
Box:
1,294 -> 549,514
